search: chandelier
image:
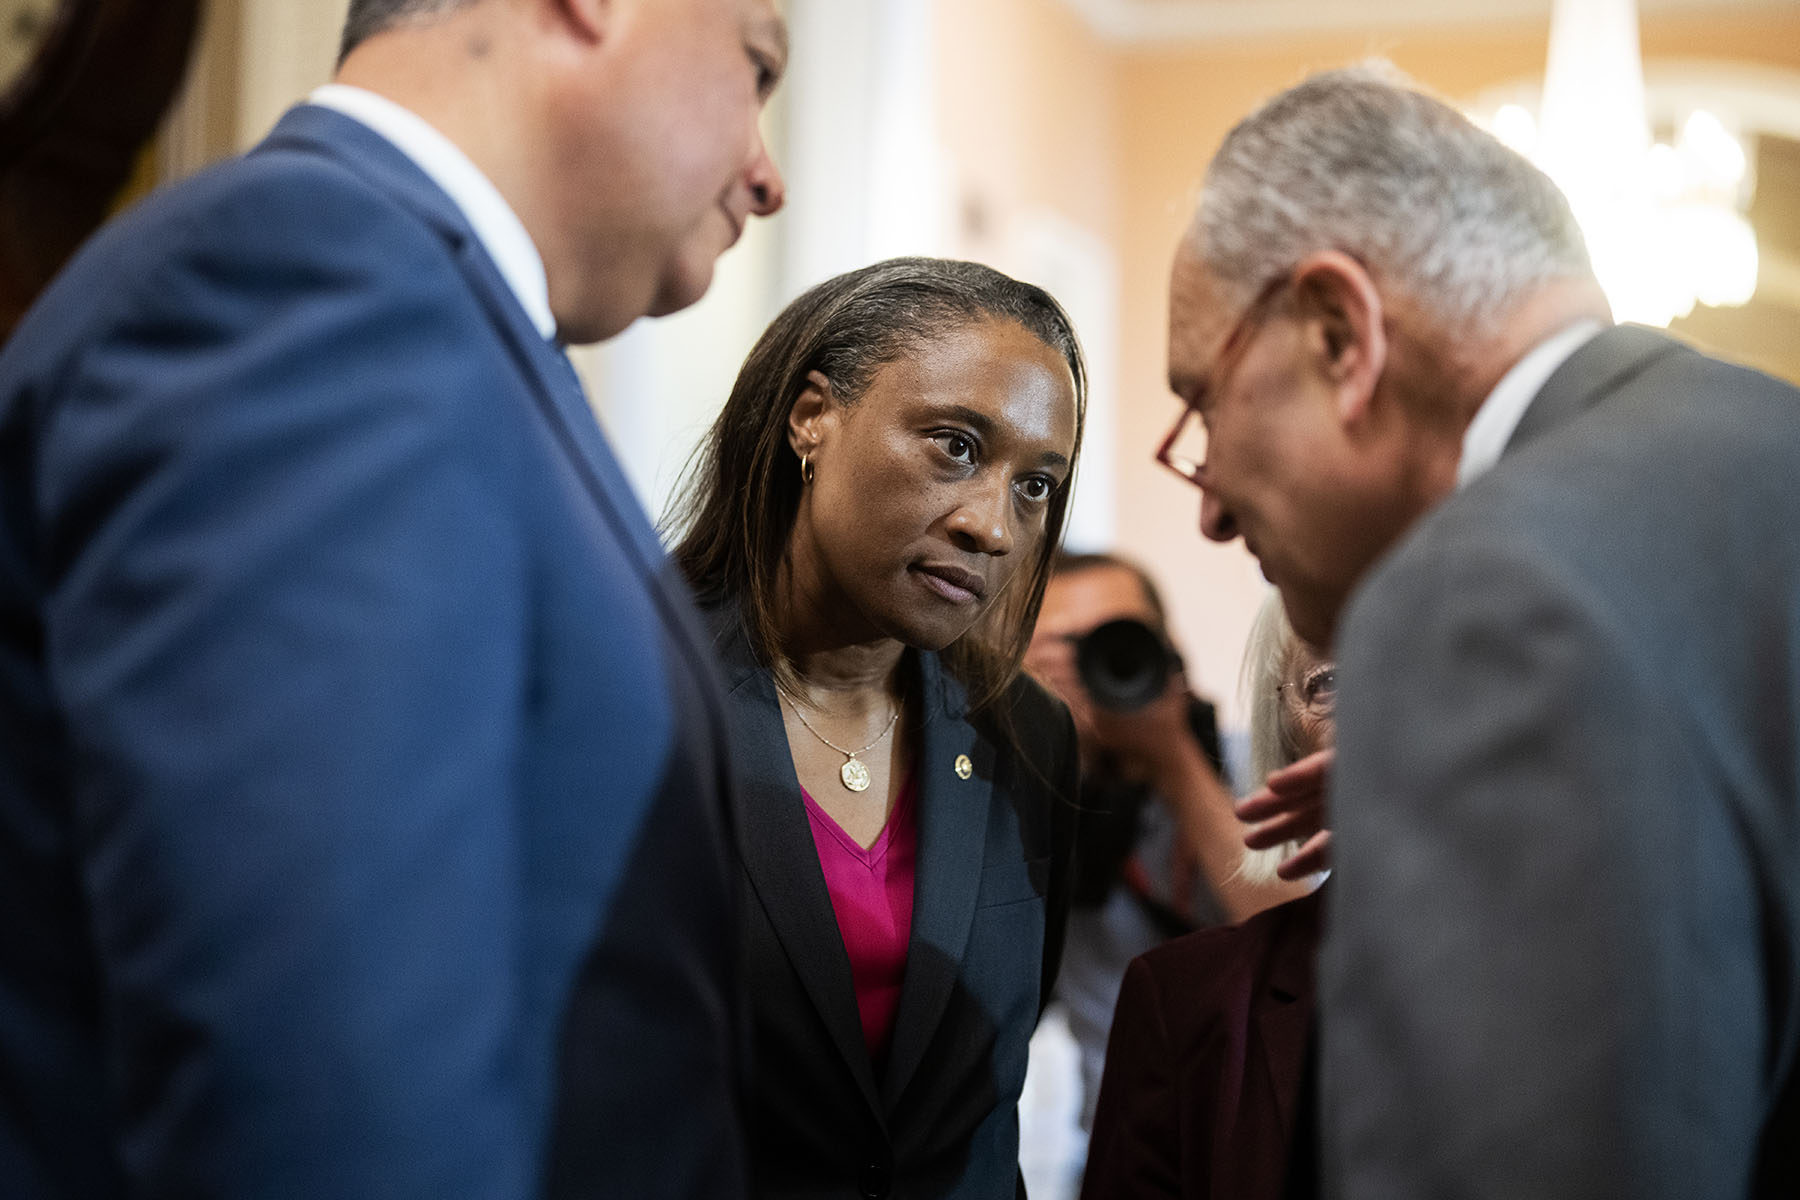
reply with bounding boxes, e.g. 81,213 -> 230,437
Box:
1478,0 -> 1759,327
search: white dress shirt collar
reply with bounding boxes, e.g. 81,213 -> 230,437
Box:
308,84 -> 556,342
1457,319 -> 1605,489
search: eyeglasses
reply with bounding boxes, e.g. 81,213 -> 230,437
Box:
1277,665 -> 1338,718
1156,271 -> 1293,489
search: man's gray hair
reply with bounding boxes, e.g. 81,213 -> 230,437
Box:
340,0 -> 479,61
1194,64 -> 1594,331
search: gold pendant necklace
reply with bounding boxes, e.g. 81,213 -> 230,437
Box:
786,697 -> 901,793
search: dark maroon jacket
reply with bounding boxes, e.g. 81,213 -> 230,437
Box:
1081,888 -> 1323,1200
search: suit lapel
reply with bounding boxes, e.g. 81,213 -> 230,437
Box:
711,617 -> 885,1116
420,158 -> 725,735
449,238 -> 671,574
1505,324 -> 1685,460
1254,889 -> 1324,1137
881,653 -> 994,1110
261,105 -> 667,578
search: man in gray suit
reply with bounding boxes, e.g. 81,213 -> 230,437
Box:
1158,65 -> 1799,1197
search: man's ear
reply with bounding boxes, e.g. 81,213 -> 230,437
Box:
786,370 -> 834,459
1292,250 -> 1386,426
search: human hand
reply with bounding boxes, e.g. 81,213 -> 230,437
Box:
1023,633 -> 1190,771
1236,747 -> 1333,879
1084,674 -> 1198,785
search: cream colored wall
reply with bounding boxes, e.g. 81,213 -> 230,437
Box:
936,0 -> 1120,253
1107,9 -> 1800,724
235,0 -> 350,146
933,0 -> 1125,551
159,0 -> 348,178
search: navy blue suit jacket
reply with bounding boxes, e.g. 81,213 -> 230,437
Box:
705,609 -> 1077,1199
0,105 -> 745,1198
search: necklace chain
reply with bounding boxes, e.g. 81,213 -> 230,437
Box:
785,696 -> 901,759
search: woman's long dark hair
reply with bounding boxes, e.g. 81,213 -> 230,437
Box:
666,256 -> 1088,716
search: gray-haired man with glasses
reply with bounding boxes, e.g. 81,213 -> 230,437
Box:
1160,64 -> 1800,1199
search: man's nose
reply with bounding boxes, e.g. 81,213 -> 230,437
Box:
1199,488 -> 1238,543
746,126 -> 784,217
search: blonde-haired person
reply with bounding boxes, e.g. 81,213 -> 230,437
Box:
1081,591 -> 1332,1200
1025,556 -> 1317,1137
1236,593 -> 1335,887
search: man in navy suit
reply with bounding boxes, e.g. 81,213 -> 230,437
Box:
1158,66 -> 1798,1197
0,0 -> 786,1195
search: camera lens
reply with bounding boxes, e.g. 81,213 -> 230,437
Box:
1074,618 -> 1175,711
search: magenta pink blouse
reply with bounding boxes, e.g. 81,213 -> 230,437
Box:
802,774 -> 918,1067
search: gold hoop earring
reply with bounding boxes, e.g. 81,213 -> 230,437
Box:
800,454 -> 814,485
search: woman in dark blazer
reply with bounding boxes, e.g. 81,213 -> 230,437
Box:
668,258 -> 1087,1198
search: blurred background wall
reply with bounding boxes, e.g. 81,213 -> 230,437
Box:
14,0 -> 1800,728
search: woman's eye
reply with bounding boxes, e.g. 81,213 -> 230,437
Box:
1016,475 -> 1054,503
934,432 -> 977,464
1304,667 -> 1337,706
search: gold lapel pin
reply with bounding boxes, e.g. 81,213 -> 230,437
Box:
954,754 -> 973,780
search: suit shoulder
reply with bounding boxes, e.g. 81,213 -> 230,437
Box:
1138,917 -> 1264,996
993,671 -> 1076,763
12,143 -> 464,372
86,140 -> 441,277
1135,892 -> 1321,1010
2,164 -> 512,456
1352,341 -> 1800,664
1002,669 -> 1070,727
1470,341 -> 1800,526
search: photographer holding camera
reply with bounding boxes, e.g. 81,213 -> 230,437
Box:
1025,553 -> 1310,1128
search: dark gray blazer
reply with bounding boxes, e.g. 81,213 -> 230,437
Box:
707,609 -> 1077,1199
1319,325 -> 1800,1197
